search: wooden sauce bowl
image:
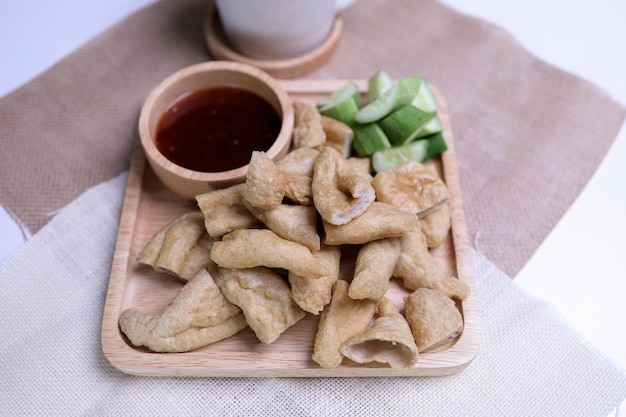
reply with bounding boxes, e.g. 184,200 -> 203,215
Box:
138,61 -> 294,199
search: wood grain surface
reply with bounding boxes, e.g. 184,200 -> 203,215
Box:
101,80 -> 481,377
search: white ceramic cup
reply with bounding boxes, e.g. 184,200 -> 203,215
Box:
215,0 -> 356,60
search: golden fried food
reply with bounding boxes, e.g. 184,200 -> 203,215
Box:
119,268 -> 246,352
137,212 -> 214,281
312,146 -> 375,225
210,229 -> 329,279
288,244 -> 341,315
293,101 -> 326,149
346,156 -> 373,180
321,115 -> 353,157
312,280 -> 376,369
322,201 -> 420,245
349,237 -> 402,300
404,288 -> 463,352
275,146 -> 319,177
244,151 -> 312,210
120,312 -> 248,353
195,183 -> 262,238
340,297 -> 418,369
372,160 -> 449,216
247,203 -> 321,251
212,266 -> 305,344
420,202 -> 451,248
394,230 -> 470,300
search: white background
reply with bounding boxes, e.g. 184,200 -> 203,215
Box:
1,0 -> 625,376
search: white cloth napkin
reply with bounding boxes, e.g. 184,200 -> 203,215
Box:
1,173 -> 625,416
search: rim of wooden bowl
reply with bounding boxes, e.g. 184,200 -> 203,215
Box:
138,61 -> 294,196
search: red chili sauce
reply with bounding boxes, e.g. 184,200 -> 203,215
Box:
155,87 -> 281,172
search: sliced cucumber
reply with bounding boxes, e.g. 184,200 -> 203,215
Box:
317,82 -> 360,112
352,123 -> 392,156
371,139 -> 429,173
367,70 -> 394,103
378,105 -> 435,145
318,98 -> 359,126
411,81 -> 439,114
422,131 -> 448,160
414,116 -> 442,139
318,72 -> 446,165
354,76 -> 423,124
317,81 -> 361,125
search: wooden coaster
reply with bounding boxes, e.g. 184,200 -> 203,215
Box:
204,6 -> 343,79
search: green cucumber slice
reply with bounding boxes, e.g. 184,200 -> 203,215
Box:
371,139 -> 429,173
317,82 -> 360,112
378,105 -> 435,145
352,123 -> 392,156
414,116 -> 442,139
422,131 -> 448,160
354,76 -> 423,124
318,98 -> 359,126
367,70 -> 394,103
411,81 -> 439,114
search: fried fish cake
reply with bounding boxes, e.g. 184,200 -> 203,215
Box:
341,297 -> 418,369
289,244 -> 341,315
212,266 -> 305,344
210,229 -> 329,280
404,288 -> 463,352
119,268 -> 246,352
137,212 -> 214,281
312,280 -> 376,369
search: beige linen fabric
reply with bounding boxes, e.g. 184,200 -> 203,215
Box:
0,175 -> 624,416
0,0 -> 624,278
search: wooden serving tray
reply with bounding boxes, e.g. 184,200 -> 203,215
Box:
101,79 -> 481,377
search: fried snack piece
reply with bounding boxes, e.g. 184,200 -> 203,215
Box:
312,280 -> 377,369
312,146 -> 375,226
394,230 -> 470,300
346,157 -> 373,180
372,160 -> 449,217
322,201 -> 420,245
293,101 -> 326,149
118,269 -> 246,352
420,202 -> 451,248
210,229 -> 329,279
244,151 -> 312,210
288,244 -> 341,314
275,146 -> 319,177
418,159 -> 451,248
404,288 -> 464,352
247,203 -> 321,251
422,158 -> 444,177
340,297 -> 418,369
195,183 -> 262,238
121,313 -> 248,353
212,266 -> 305,344
349,237 -> 402,300
321,115 -> 353,157
137,212 -> 214,281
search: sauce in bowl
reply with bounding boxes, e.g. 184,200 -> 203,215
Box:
155,86 -> 281,172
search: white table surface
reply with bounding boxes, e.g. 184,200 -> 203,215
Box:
1,0 -> 625,381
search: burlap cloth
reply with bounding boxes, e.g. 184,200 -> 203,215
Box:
1,0 -> 626,415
